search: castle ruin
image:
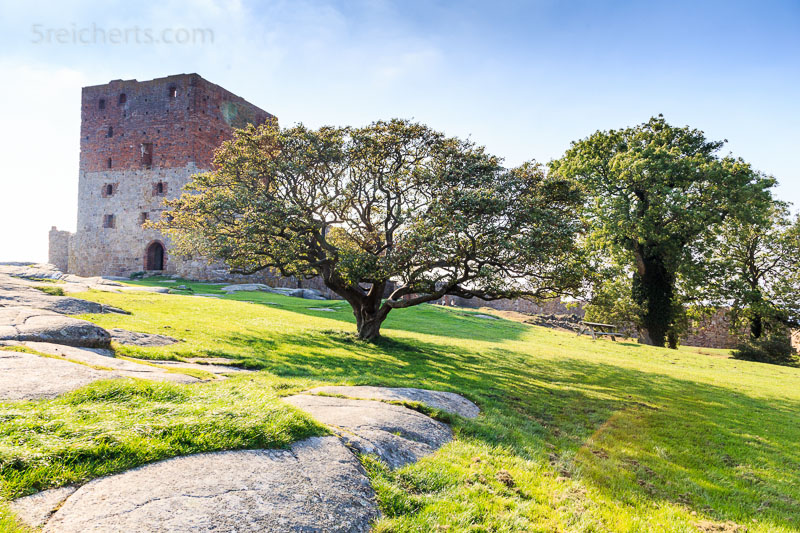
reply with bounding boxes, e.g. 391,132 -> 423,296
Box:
50,74 -> 274,278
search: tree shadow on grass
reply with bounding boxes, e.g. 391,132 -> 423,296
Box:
222,328 -> 800,530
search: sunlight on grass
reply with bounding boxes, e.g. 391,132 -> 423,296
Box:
1,283 -> 798,532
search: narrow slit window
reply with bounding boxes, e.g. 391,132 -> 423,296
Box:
168,86 -> 177,98
107,158 -> 112,168
118,93 -> 126,105
105,184 -> 113,196
154,181 -> 166,196
107,126 -> 113,138
102,214 -> 115,228
140,142 -> 153,168
98,98 -> 106,110
139,212 -> 149,225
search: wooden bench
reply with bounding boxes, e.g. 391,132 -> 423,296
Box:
577,321 -> 623,341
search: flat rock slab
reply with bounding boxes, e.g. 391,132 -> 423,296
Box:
306,385 -> 480,419
284,395 -> 452,469
9,486 -> 77,528
148,360 -> 253,375
0,307 -> 111,348
0,350 -> 119,401
109,328 -> 179,347
17,342 -> 199,384
37,436 -> 377,533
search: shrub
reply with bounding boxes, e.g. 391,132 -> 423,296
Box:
733,333 -> 797,366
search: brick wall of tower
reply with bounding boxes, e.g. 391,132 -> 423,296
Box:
79,74 -> 274,173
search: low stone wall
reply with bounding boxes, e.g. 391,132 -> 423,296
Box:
680,309 -> 743,349
48,227 -> 72,273
792,329 -> 800,354
436,295 -> 585,316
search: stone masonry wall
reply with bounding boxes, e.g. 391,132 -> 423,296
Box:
680,309 -> 743,349
48,227 -> 71,273
437,294 -> 585,316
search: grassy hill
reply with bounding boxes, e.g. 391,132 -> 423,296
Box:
2,279 -> 799,532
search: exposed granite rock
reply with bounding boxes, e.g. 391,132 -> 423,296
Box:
220,283 -> 273,293
40,437 -> 378,533
305,385 -> 480,418
0,307 -> 111,348
9,486 -> 77,528
220,284 -> 326,300
109,328 -> 179,347
283,395 -> 452,469
0,350 -> 118,401
0,342 -> 200,401
13,342 -> 199,384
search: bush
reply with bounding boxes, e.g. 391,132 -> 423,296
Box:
733,333 -> 797,366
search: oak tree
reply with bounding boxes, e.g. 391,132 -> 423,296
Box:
552,116 -> 774,347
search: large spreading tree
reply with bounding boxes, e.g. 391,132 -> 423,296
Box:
551,116 -> 774,348
156,119 -> 585,340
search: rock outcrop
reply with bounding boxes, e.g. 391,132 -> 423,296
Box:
10,386 -> 480,531
0,307 -> 111,348
17,437 -> 379,533
284,394 -> 454,469
305,385 -> 480,418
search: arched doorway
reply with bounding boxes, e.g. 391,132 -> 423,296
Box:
145,241 -> 165,271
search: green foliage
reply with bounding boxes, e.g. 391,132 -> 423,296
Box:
733,332 -> 797,366
706,203 -> 800,339
155,119 -> 585,339
552,115 -> 775,347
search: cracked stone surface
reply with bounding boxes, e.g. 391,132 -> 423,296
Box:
306,385 -> 480,419
0,342 -> 201,400
108,328 -> 179,347
284,394 -> 453,469
36,436 -> 378,533
0,350 -> 120,401
16,342 -> 200,382
9,486 -> 77,528
0,307 -> 111,348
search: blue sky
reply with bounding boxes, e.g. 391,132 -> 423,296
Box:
0,0 -> 798,261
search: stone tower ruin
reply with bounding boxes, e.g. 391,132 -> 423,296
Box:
50,73 -> 274,277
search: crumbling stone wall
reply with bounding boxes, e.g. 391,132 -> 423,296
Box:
680,309 -> 743,349
792,329 -> 800,353
48,227 -> 72,273
437,295 -> 585,316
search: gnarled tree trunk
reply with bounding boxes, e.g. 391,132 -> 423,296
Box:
633,248 -> 677,348
323,269 -> 391,341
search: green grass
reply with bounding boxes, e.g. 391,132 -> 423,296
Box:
32,285 -> 65,297
1,284 -> 799,532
